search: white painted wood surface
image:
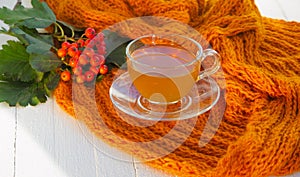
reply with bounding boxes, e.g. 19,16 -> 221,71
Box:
0,0 -> 299,177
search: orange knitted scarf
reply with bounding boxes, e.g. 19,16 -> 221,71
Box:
46,0 -> 300,176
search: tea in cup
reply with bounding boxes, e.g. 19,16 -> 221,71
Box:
126,34 -> 220,104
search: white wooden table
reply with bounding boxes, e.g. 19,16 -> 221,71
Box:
0,0 -> 300,177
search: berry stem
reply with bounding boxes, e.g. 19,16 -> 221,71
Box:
52,46 -> 58,51
53,22 -> 65,39
70,27 -> 75,39
53,21 -> 77,42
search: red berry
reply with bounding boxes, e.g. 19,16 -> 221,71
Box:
57,48 -> 67,58
68,46 -> 78,57
90,54 -> 105,66
76,74 -> 86,84
73,50 -> 81,60
77,39 -> 85,48
97,32 -> 104,40
96,45 -> 106,55
89,66 -> 100,74
84,48 -> 95,58
85,27 -> 96,39
69,58 -> 78,68
61,70 -> 71,82
84,39 -> 91,47
78,54 -> 89,66
99,40 -> 106,46
85,70 -> 95,82
71,43 -> 79,48
99,65 -> 108,75
61,41 -> 71,49
93,33 -> 104,44
73,66 -> 82,75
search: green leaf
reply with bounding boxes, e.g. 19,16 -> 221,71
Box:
31,0 -> 56,21
29,96 -> 40,106
44,71 -> 60,91
0,71 -> 60,107
103,30 -> 131,68
10,26 -> 53,54
36,72 -> 44,82
103,30 -> 131,56
0,41 -> 37,82
0,74 -> 10,81
0,0 -> 56,28
56,20 -> 79,33
0,81 -> 47,106
106,42 -> 128,68
29,51 -> 62,72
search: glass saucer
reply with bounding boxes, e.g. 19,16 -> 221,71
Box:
109,72 -> 220,121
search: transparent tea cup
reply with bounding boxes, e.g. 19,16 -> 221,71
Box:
127,34 -> 220,104
109,34 -> 221,120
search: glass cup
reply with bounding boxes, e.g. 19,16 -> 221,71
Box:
126,34 -> 220,105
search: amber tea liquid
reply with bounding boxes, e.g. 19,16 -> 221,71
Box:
128,45 -> 200,103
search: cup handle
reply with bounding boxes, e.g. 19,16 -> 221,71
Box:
198,49 -> 221,79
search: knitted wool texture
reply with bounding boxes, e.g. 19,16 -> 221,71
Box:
47,0 -> 300,176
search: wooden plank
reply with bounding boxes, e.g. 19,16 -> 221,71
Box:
15,95 -> 136,177
13,0 -> 135,176
134,158 -> 174,177
13,0 -> 68,175
20,0 -> 31,7
277,0 -> 300,21
0,1 -> 18,177
92,139 -> 136,177
15,99 -> 100,177
15,100 -> 67,177
51,101 -> 99,177
0,104 -> 16,177
76,107 -> 136,177
255,0 -> 286,19
12,0 -> 96,176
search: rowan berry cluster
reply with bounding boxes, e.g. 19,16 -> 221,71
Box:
58,28 -> 108,84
